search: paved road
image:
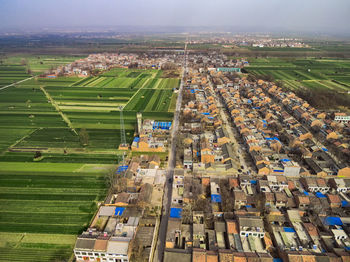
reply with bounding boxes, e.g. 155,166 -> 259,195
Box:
0,76 -> 35,91
155,43 -> 187,262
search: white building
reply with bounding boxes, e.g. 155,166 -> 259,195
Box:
334,113 -> 350,123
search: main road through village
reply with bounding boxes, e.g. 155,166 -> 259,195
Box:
155,42 -> 188,262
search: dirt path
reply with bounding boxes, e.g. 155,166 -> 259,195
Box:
39,86 -> 78,135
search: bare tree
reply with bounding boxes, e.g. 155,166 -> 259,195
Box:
21,58 -> 28,66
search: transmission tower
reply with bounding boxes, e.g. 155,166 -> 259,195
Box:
118,106 -> 128,150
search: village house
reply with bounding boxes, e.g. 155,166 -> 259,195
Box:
238,216 -> 265,238
233,190 -> 247,209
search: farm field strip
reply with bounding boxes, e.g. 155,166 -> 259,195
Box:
156,78 -> 180,89
245,57 -> 350,93
122,80 -> 149,110
56,101 -> 128,107
124,88 -> 155,111
21,77 -> 82,87
58,105 -> 123,112
0,65 -> 31,88
0,151 -> 122,164
2,55 -> 84,74
39,86 -> 75,134
0,162 -> 108,261
145,89 -> 174,111
0,128 -> 32,154
0,76 -> 34,91
282,80 -> 302,90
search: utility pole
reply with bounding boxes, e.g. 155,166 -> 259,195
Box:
118,106 -> 129,151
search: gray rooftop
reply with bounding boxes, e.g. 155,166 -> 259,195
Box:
75,238 -> 96,250
99,206 -> 116,217
106,238 -> 130,255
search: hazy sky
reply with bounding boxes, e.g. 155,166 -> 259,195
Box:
1,0 -> 349,34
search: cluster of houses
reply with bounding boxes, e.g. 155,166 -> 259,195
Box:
186,53 -> 247,70
187,35 -> 307,48
74,154 -> 166,262
236,36 -> 307,48
179,68 -> 237,173
215,74 -> 350,178
131,116 -> 172,153
163,64 -> 350,262
50,52 -> 183,77
164,170 -> 350,262
259,80 -> 350,167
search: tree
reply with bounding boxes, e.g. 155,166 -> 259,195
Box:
161,62 -> 177,70
21,59 -> 28,66
128,62 -> 138,69
25,99 -> 31,108
79,128 -> 89,146
275,80 -> 284,88
181,205 -> 192,224
130,237 -> 145,262
219,179 -> 234,212
247,74 -> 256,82
34,151 -> 42,159
114,175 -> 127,193
49,66 -> 54,74
104,168 -> 116,189
104,167 -> 128,194
58,67 -> 65,77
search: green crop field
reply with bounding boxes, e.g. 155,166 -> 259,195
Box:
0,65 -> 31,88
0,66 -> 178,261
145,89 -> 174,111
0,67 -> 178,153
0,162 -> 111,262
1,54 -> 84,75
244,57 -> 350,92
156,78 -> 180,89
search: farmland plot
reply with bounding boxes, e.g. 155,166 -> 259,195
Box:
0,65 -> 31,87
245,57 -> 350,91
0,162 -> 110,262
23,76 -> 81,86
2,54 -> 84,74
156,78 -> 180,89
145,89 -> 174,111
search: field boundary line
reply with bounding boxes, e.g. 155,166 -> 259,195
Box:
14,233 -> 26,248
123,78 -> 151,109
140,77 -> 152,89
153,78 -> 162,89
5,128 -> 40,154
69,77 -> 86,87
0,76 -> 34,91
39,86 -> 78,135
